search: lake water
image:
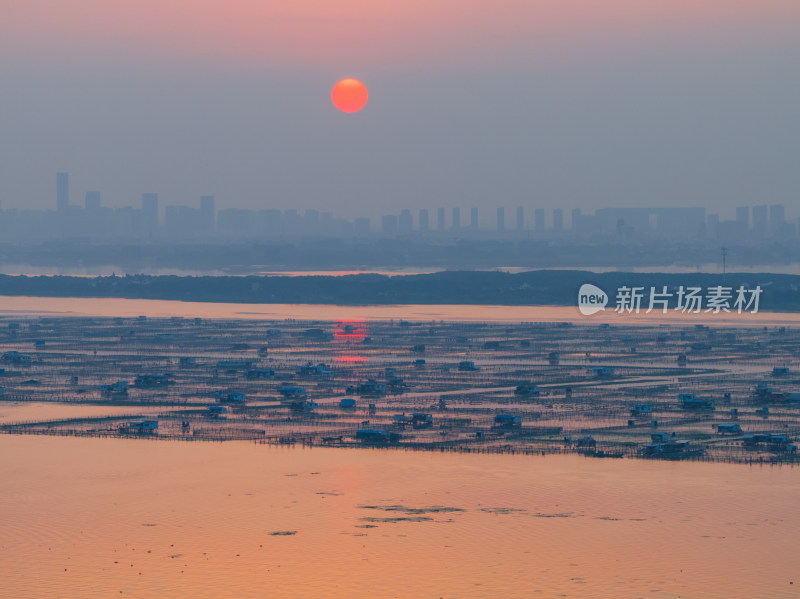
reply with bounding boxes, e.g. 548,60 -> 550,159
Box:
0,435 -> 796,599
0,402 -> 184,425
1,295 -> 799,325
1,309 -> 797,598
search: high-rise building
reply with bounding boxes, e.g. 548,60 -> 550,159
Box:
470,207 -> 478,230
56,172 -> 69,212
142,193 -> 159,235
534,209 -> 545,231
553,208 -> 563,231
399,209 -> 413,235
496,207 -> 505,231
84,191 -> 101,211
452,207 -> 461,229
437,207 -> 446,231
419,209 -> 429,232
516,206 -> 524,231
200,195 -> 215,233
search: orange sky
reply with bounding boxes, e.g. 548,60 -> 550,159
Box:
4,0 -> 799,69
1,0 -> 798,215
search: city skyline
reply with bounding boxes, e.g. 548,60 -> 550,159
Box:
8,169 -> 799,224
0,171 -> 796,243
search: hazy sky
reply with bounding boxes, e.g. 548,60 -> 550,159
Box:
1,0 -> 798,221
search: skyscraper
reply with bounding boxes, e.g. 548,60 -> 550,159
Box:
437,208 -> 446,231
56,172 -> 69,212
470,207 -> 478,230
496,207 -> 505,231
452,207 -> 461,229
516,206 -> 524,231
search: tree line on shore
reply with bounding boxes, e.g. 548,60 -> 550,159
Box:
0,271 -> 798,311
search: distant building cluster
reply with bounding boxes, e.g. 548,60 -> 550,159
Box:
0,173 -> 796,242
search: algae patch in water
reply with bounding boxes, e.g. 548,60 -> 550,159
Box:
358,504 -> 465,515
479,507 -> 527,515
359,516 -> 433,523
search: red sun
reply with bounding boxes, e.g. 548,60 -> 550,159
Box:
331,78 -> 368,113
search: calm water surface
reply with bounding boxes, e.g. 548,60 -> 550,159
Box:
0,435 -> 797,599
0,402 -> 181,425
1,295 -> 799,325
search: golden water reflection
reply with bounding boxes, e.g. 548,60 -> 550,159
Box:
0,435 -> 796,598
2,295 -> 799,326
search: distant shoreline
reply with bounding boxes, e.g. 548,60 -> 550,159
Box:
0,270 -> 798,312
